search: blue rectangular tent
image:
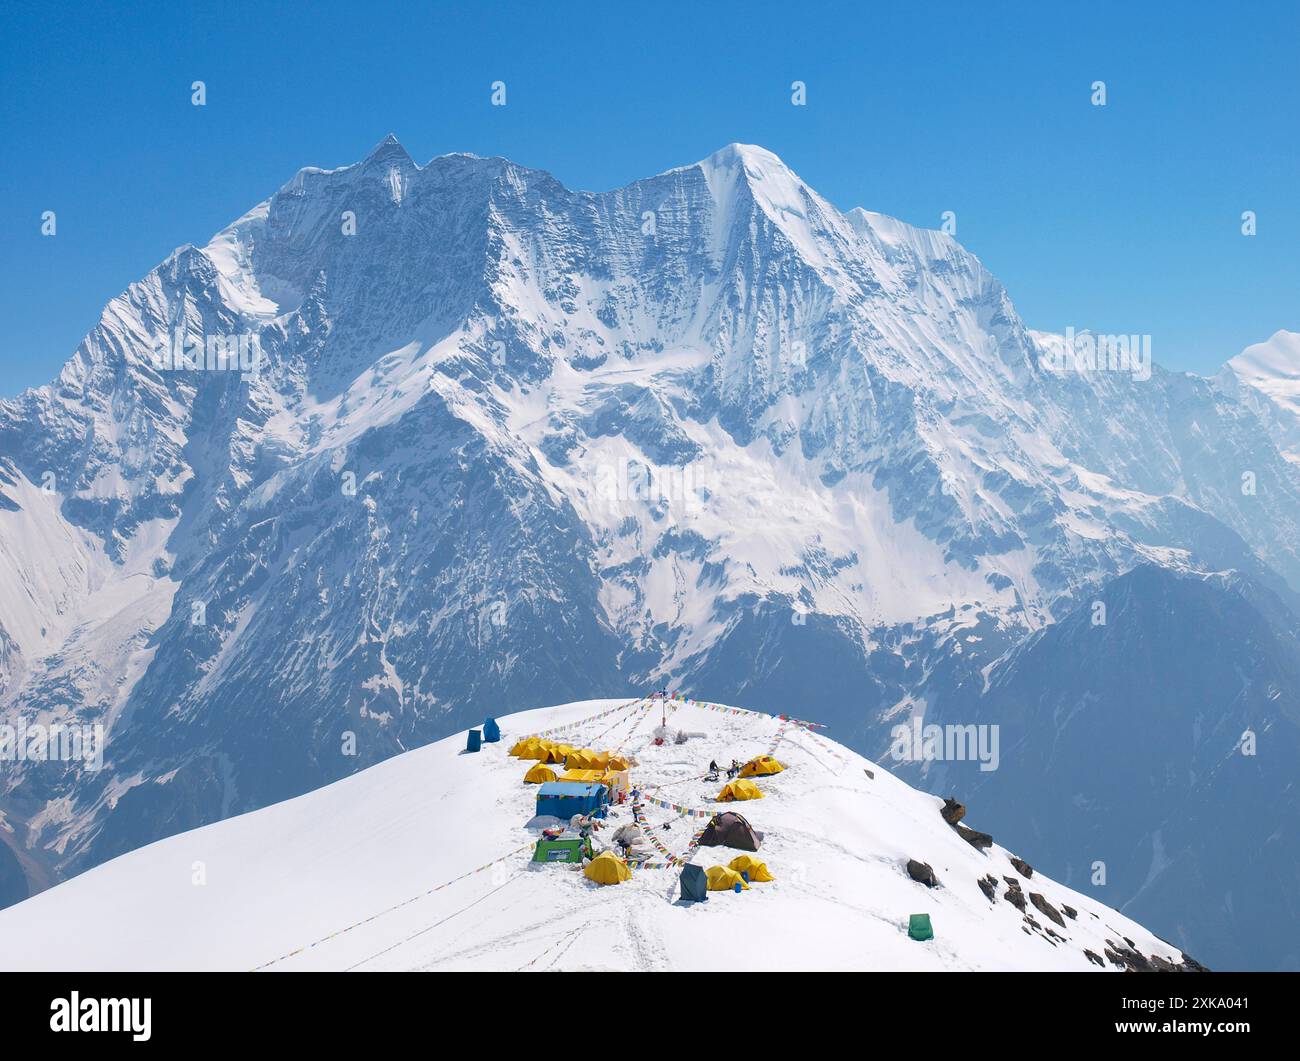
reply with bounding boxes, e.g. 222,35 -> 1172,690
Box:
535,782 -> 607,819
483,717 -> 501,743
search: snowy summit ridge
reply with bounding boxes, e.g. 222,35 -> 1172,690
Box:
0,697 -> 1203,972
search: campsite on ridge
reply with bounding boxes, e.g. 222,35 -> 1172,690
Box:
0,696 -> 1203,973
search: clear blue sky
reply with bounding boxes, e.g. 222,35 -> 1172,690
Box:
2,0 -> 1296,396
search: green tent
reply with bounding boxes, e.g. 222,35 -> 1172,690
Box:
532,837 -> 593,864
908,913 -> 934,941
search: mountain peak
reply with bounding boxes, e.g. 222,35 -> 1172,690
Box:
701,141 -> 785,167
691,142 -> 802,187
676,142 -> 833,256
1228,329 -> 1300,382
363,133 -> 414,166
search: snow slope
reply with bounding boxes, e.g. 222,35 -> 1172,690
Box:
0,697 -> 1195,972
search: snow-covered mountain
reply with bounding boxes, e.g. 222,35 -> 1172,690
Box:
1217,330 -> 1300,463
1,139 -> 1297,968
0,697 -> 1202,972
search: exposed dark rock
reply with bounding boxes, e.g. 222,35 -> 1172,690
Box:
955,823 -> 993,850
1029,891 -> 1066,928
1062,904 -> 1077,920
1108,946 -> 1209,972
1105,941 -> 1154,972
1002,877 -> 1027,911
940,797 -> 966,825
977,874 -> 997,902
1009,856 -> 1033,878
1084,949 -> 1106,967
906,859 -> 939,888
863,767 -> 874,780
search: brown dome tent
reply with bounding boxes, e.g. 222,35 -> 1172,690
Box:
698,811 -> 762,852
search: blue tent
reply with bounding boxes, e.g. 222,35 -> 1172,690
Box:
483,717 -> 501,743
466,729 -> 482,753
535,782 -> 607,820
679,864 -> 709,903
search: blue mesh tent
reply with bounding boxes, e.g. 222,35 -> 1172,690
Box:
679,864 -> 709,902
535,782 -> 607,819
483,717 -> 501,743
466,729 -> 482,753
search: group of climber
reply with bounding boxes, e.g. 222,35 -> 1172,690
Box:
705,758 -> 743,782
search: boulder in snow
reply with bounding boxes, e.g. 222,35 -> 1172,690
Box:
906,859 -> 939,888
1029,892 -> 1066,928
955,824 -> 993,850
1009,856 -> 1033,878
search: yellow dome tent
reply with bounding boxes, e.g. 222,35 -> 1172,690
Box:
513,738 -> 558,761
717,779 -> 764,802
524,763 -> 557,784
728,854 -> 775,882
740,755 -> 785,778
567,749 -> 612,771
705,865 -> 750,891
560,769 -> 605,784
606,755 -> 632,771
583,852 -> 632,886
